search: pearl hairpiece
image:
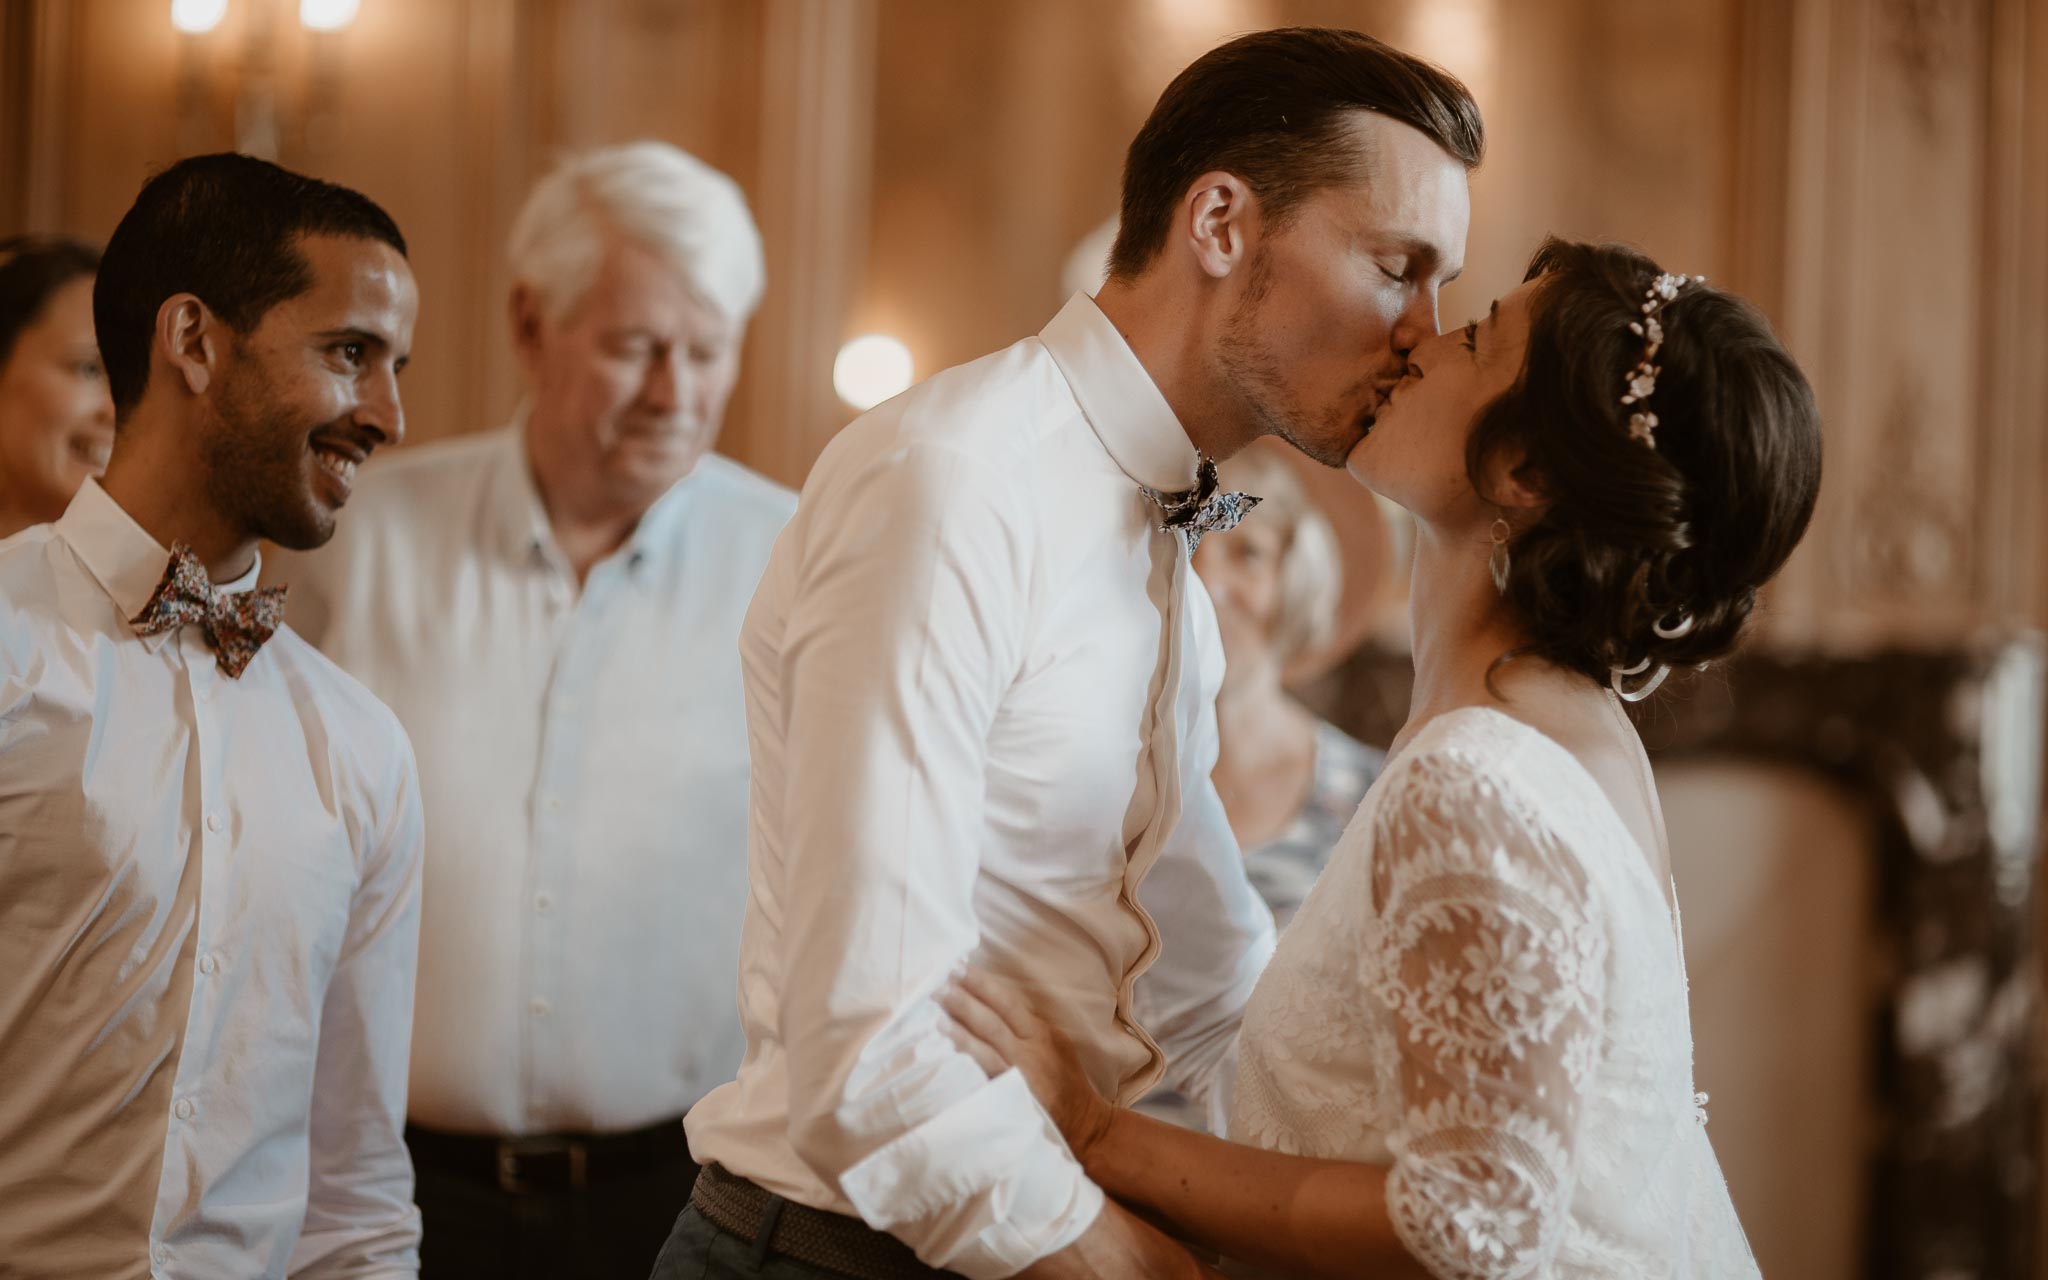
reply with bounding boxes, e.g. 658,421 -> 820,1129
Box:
1618,272 -> 1705,449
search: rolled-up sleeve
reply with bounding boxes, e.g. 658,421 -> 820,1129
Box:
774,443 -> 1103,1278
288,735 -> 425,1279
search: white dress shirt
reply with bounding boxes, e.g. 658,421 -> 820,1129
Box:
686,294 -> 1278,1279
0,479 -> 425,1279
275,422 -> 796,1136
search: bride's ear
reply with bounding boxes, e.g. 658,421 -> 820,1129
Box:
1479,442 -> 1548,515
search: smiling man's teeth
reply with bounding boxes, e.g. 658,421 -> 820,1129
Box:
313,449 -> 357,484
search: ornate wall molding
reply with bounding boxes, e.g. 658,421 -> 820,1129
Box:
1748,0 -> 2047,645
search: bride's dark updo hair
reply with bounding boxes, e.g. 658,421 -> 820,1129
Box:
1469,237 -> 1822,686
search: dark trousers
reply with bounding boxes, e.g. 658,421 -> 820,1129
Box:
411,1123 -> 699,1280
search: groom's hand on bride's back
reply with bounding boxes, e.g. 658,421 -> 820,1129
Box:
939,969 -> 1115,1160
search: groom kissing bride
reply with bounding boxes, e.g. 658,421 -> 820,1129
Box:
657,24 -> 1820,1280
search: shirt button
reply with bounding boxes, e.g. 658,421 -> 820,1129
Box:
543,795 -> 563,812
198,953 -> 218,975
529,998 -> 551,1018
174,1098 -> 195,1121
534,891 -> 554,915
196,684 -> 214,703
153,1244 -> 169,1265
205,812 -> 223,833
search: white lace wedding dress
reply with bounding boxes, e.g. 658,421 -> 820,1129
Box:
1230,704 -> 1761,1278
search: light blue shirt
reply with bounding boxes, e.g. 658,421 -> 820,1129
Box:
277,422 -> 795,1135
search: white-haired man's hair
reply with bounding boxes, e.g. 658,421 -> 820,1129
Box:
508,140 -> 765,326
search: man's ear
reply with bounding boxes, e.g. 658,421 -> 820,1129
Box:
1180,171 -> 1259,280
508,283 -> 549,378
157,294 -> 221,398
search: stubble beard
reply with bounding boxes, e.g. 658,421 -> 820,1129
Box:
202,349 -> 337,553
1217,309 -> 1353,469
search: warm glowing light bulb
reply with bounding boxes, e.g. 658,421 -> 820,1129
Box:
833,334 -> 915,411
171,0 -> 228,34
299,0 -> 360,31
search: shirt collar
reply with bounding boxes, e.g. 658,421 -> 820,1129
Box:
490,408 -> 560,568
1038,292 -> 1199,493
490,405 -> 701,578
56,478 -> 263,650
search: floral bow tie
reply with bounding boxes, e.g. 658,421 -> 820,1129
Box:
129,542 -> 288,679
1139,456 -> 1261,554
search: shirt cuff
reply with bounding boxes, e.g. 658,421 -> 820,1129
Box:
838,1068 -> 1106,1279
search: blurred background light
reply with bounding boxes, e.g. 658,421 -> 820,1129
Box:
171,0 -> 228,34
833,334 -> 914,410
300,0 -> 360,32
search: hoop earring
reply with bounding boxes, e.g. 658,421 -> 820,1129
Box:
1487,517 -> 1512,595
1609,655 -> 1671,702
1653,611 -> 1696,640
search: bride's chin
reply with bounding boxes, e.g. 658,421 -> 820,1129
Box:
1344,434 -> 1376,487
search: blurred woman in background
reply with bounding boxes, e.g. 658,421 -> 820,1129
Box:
1193,448 -> 1382,930
0,236 -> 112,539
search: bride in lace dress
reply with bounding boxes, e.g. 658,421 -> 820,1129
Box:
943,237 -> 1823,1279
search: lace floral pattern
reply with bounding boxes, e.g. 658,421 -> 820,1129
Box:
1230,708 -> 1761,1279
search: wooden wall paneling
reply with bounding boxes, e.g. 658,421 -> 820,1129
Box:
443,0 -> 531,443
737,0 -> 877,490
0,0 -> 44,234
1979,0 -> 2048,633
19,0 -> 75,232
1781,0 -> 1999,649
268,0 -> 525,448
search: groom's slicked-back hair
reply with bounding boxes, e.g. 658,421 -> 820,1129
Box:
96,151 -> 407,418
1109,27 -> 1483,279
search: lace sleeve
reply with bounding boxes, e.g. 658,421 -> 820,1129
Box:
1366,745 -> 1610,1279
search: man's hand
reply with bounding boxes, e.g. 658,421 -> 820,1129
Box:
939,969 -> 1117,1164
1017,1200 -> 1226,1280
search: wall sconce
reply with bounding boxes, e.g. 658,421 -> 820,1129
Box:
170,0 -> 362,159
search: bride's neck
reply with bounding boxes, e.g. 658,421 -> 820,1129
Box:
1403,519 -> 1532,725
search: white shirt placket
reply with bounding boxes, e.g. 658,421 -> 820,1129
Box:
522,560 -> 607,1126
149,631 -> 231,1273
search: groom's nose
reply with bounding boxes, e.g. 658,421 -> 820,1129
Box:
1384,286 -> 1449,362
1389,287 -> 1441,360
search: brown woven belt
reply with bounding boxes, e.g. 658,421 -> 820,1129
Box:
690,1162 -> 959,1280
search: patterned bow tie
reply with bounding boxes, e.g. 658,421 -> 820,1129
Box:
1138,456 -> 1261,554
129,542 -> 289,679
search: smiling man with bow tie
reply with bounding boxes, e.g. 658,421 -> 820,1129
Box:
0,153 -> 426,1278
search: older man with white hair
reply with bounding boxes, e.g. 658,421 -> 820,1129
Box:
274,140 -> 795,1279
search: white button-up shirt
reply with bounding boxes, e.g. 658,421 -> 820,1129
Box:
686,294 -> 1277,1279
0,480 -> 425,1279
275,422 -> 796,1135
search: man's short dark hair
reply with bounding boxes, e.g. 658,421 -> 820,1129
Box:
95,152 -> 408,416
1109,27 -> 1484,279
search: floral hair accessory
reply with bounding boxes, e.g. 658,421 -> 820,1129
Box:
1618,271 -> 1704,449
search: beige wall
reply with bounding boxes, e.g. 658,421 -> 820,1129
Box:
5,0 -> 2043,644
